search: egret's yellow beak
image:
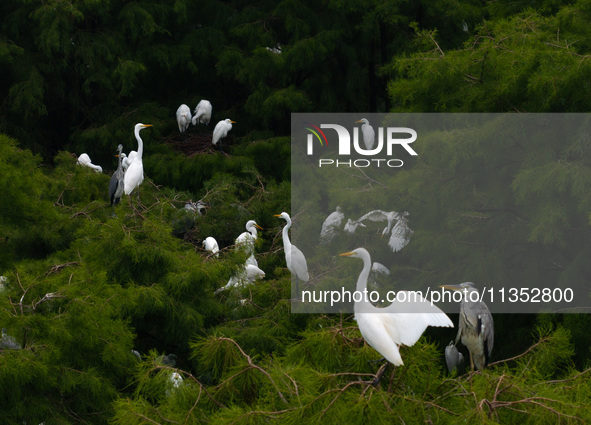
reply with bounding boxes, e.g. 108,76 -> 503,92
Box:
439,284 -> 463,291
339,252 -> 354,257
355,120 -> 363,123
255,224 -> 263,230
142,124 -> 153,128
273,214 -> 281,217
230,120 -> 236,123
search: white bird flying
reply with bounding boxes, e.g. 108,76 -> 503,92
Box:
123,123 -> 152,204
203,237 -> 219,257
275,212 -> 309,297
357,210 -> 413,252
212,118 -> 235,153
319,206 -> 345,245
355,118 -> 376,150
76,153 -> 103,173
192,100 -> 212,126
176,104 -> 192,133
340,248 -> 453,367
344,218 -> 366,234
109,144 -> 125,216
235,220 -> 262,266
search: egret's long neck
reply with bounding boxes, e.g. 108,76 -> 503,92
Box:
135,128 -> 144,158
354,252 -> 373,313
249,226 -> 258,238
282,220 -> 292,254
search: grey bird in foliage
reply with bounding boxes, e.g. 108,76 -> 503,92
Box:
440,282 -> 494,371
109,144 -> 125,216
445,341 -> 465,374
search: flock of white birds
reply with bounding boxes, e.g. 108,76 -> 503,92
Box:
68,113 -> 487,376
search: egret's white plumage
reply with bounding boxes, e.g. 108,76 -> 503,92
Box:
203,236 -> 219,257
235,220 -> 262,266
357,210 -> 413,252
217,263 -> 265,292
356,118 -> 376,150
123,123 -> 152,197
275,212 -> 309,295
344,218 -> 365,234
176,104 -> 192,133
212,118 -> 235,152
122,151 -> 136,171
340,248 -> 453,366
192,100 -> 212,126
77,153 -> 103,173
320,206 -> 345,245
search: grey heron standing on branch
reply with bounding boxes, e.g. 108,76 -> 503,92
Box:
440,282 -> 494,371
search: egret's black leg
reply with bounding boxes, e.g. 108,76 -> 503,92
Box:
371,361 -> 390,386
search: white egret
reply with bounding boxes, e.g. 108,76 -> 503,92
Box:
76,153 -> 103,173
192,100 -> 212,126
123,123 -> 152,204
185,200 -> 210,216
212,118 -> 235,153
176,104 -> 192,133
166,371 -> 183,397
122,151 -> 135,171
344,218 -> 365,234
275,212 -> 309,297
340,248 -> 453,367
357,210 -> 413,252
440,282 -> 494,370
203,236 -> 219,257
319,206 -> 345,245
109,144 -> 125,216
235,220 -> 262,266
355,118 -> 376,150
217,263 -> 265,292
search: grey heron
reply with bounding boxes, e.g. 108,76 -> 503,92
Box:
109,144 -> 125,216
440,282 -> 494,371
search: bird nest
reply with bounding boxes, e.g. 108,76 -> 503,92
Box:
163,130 -> 233,157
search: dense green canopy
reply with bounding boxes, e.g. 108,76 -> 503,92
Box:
1,0 -> 591,424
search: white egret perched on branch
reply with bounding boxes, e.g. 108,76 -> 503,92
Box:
203,237 -> 219,257
77,153 -> 103,173
212,118 -> 235,153
123,123 -> 152,205
109,144 -> 125,216
355,118 -> 376,150
216,263 -> 265,293
176,104 -> 192,133
339,248 -> 452,371
275,212 -> 309,298
235,220 -> 262,266
192,100 -> 212,126
319,206 -> 345,245
439,282 -> 494,371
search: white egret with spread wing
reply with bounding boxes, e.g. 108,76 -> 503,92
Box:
340,248 -> 453,368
